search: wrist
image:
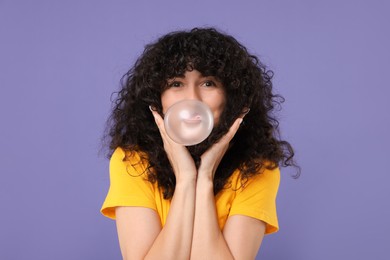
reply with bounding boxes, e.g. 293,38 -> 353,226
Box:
175,177 -> 197,188
197,168 -> 214,182
196,174 -> 213,193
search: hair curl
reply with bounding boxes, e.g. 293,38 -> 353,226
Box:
103,27 -> 299,199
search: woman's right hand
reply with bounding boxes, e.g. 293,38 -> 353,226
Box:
150,107 -> 197,182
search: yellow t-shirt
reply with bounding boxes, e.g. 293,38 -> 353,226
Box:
101,147 -> 280,234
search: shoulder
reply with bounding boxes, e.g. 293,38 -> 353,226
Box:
101,147 -> 156,219
110,147 -> 149,176
108,147 -> 153,191
247,166 -> 280,189
231,165 -> 280,193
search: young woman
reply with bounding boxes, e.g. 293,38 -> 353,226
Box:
101,27 -> 297,260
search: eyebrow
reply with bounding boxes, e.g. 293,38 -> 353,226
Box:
167,75 -> 184,81
167,74 -> 219,81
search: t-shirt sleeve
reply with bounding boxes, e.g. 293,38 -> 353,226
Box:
100,148 -> 157,219
229,167 -> 280,234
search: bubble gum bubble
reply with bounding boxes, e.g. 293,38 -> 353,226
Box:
164,100 -> 214,146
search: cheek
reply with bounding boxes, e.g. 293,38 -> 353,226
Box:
207,93 -> 226,124
161,92 -> 174,114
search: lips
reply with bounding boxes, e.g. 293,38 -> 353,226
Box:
182,115 -> 202,124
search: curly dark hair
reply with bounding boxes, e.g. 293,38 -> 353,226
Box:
103,27 -> 299,199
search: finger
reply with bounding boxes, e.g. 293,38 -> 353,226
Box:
219,117 -> 243,145
149,106 -> 170,141
239,107 -> 250,119
149,106 -> 182,147
149,106 -> 163,127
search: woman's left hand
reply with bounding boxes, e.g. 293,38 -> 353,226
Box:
198,117 -> 243,180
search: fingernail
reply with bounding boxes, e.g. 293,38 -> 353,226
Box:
243,108 -> 250,116
149,105 -> 154,112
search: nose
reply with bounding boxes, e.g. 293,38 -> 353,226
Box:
185,85 -> 202,101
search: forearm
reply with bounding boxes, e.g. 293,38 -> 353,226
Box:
145,180 -> 196,260
190,175 -> 234,260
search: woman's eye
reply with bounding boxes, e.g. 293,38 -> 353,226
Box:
203,80 -> 216,87
169,81 -> 182,87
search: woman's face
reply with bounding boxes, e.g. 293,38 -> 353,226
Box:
161,70 -> 226,125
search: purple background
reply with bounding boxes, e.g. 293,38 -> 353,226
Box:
1,1 -> 389,259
